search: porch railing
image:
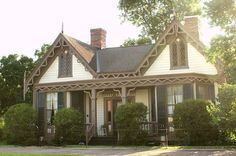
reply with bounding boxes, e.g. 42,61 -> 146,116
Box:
141,122 -> 158,136
85,123 -> 94,146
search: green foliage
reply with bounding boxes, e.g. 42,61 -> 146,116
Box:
204,0 -> 236,84
54,108 -> 84,145
218,84 -> 236,114
206,35 -> 236,84
115,102 -> 147,145
204,0 -> 236,30
0,118 -> 3,141
34,44 -> 50,61
0,55 -> 34,116
209,84 -> 236,144
173,100 -> 218,145
122,36 -> 152,47
119,0 -> 201,40
4,103 -> 38,145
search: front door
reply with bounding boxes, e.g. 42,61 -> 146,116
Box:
105,99 -> 121,136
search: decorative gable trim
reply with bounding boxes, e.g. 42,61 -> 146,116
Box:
136,19 -> 205,76
25,33 -> 96,92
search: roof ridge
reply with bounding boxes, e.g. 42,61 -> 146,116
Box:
100,44 -> 154,50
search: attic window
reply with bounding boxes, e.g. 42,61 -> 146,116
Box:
170,38 -> 188,69
58,50 -> 72,77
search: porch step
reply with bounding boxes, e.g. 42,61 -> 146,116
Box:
145,134 -> 160,146
89,136 -> 117,145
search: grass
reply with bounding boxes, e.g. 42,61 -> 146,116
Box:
0,153 -> 84,156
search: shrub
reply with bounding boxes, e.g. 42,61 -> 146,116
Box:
4,103 -> 38,145
210,84 -> 236,144
54,108 -> 84,145
0,118 -> 3,141
115,102 -> 147,145
173,100 -> 218,145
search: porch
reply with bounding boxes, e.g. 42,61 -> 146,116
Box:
34,74 -> 217,144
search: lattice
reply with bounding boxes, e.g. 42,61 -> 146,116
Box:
35,75 -> 215,92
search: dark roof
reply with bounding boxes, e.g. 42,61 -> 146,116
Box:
63,34 -> 154,73
96,45 -> 154,73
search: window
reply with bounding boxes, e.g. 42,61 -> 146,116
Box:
197,84 -> 215,101
170,38 -> 188,69
167,85 -> 183,133
46,93 -> 58,125
58,50 -> 72,77
167,85 -> 183,116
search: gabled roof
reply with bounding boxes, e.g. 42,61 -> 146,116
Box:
26,18 -> 208,87
134,18 -> 206,75
26,33 -> 97,86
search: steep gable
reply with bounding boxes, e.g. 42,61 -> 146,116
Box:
136,19 -> 217,76
26,33 -> 96,87
144,43 -> 217,76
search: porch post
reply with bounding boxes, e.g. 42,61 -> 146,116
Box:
33,87 -> 37,109
193,82 -> 197,100
91,88 -> 97,135
66,92 -> 71,108
121,87 -> 127,103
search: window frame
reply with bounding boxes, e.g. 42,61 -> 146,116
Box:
169,38 -> 189,70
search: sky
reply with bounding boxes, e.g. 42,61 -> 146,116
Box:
0,0 -> 221,59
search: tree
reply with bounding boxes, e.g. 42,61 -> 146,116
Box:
34,44 -> 50,62
209,84 -> 236,144
204,0 -> 236,83
122,36 -> 152,47
0,55 -> 34,116
204,0 -> 236,31
206,35 -> 236,83
173,100 -> 218,145
119,0 -> 201,40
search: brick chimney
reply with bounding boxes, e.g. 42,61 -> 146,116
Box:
183,16 -> 200,40
90,28 -> 106,49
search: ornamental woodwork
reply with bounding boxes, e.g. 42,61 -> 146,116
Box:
35,74 -> 215,93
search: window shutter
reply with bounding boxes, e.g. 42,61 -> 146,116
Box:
57,92 -> 64,110
36,92 -> 46,135
183,84 -> 193,101
156,85 -> 167,130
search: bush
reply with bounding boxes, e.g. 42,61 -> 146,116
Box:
4,103 -> 38,145
211,84 -> 236,144
115,102 -> 147,145
0,118 -> 3,141
173,100 -> 218,145
54,108 -> 84,145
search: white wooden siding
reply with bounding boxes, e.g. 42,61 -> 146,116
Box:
39,55 -> 93,84
144,44 -> 217,76
135,89 -> 150,121
96,94 -> 104,134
